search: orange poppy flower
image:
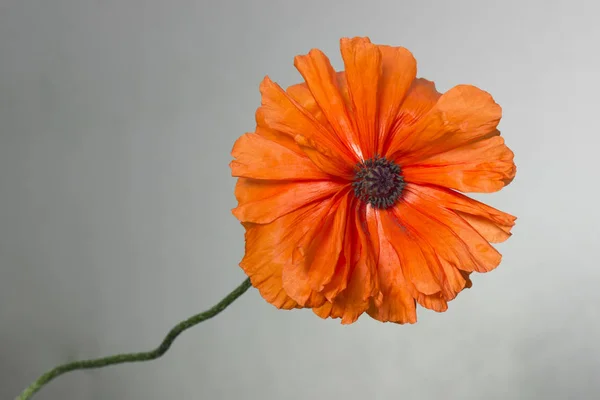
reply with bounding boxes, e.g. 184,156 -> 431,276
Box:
230,37 -> 516,324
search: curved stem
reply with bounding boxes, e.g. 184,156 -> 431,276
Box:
16,278 -> 252,400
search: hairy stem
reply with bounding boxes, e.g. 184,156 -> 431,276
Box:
16,278 -> 252,400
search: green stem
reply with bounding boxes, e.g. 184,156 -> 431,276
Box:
16,278 -> 252,400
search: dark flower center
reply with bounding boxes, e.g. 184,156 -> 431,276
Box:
352,156 -> 405,209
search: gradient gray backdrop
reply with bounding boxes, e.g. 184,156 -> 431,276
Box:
1,0 -> 598,399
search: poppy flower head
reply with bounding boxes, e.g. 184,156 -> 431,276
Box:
230,37 -> 516,324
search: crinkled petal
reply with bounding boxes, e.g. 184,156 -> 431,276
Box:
320,197 -> 375,302
230,133 -> 330,180
408,184 -> 516,243
386,85 -> 502,165
375,46 -> 418,155
304,191 -> 351,291
380,205 -> 444,295
320,202 -> 355,301
403,135 -> 516,193
294,134 -> 354,181
281,263 -> 328,308
416,292 -> 448,312
386,78 -> 441,140
313,294 -> 370,325
381,194 -> 483,306
241,225 -> 298,310
256,76 -> 356,178
344,203 -> 379,302
255,112 -> 304,156
366,209 -> 417,324
402,184 -> 503,274
340,37 -> 382,158
383,184 -> 503,302
286,72 -> 351,129
437,257 -> 472,301
294,49 -> 363,159
240,200 -> 334,309
280,193 -> 344,307
232,178 -> 342,224
375,208 -> 463,313
311,202 -> 379,324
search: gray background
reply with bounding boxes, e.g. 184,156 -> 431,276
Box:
1,0 -> 598,399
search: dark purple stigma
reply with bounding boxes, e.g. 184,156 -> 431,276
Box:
352,156 -> 405,209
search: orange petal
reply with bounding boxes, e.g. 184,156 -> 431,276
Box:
287,73 -> 352,160
334,72 -> 352,108
438,257 -> 471,301
402,184 -> 503,274
281,262 -> 327,308
294,49 -> 363,159
286,82 -> 329,128
312,294 -> 370,325
403,135 -> 516,193
416,292 -> 448,312
320,219 -> 353,301
380,205 -> 444,295
240,200 -> 333,310
343,203 -> 379,302
265,73 -> 352,157
340,37 -> 382,158
320,197 -> 366,301
374,210 -> 454,312
256,76 -> 356,177
286,72 -> 351,122
232,178 -> 343,224
294,134 -> 354,181
458,213 -> 512,243
279,195 -> 342,307
304,192 -> 351,291
241,226 -> 298,309
230,133 -> 330,180
407,184 -> 516,243
366,210 -> 417,324
312,202 -> 379,324
382,195 -> 480,303
397,230 -> 465,305
386,85 -> 502,164
393,79 -> 440,126
375,46 -> 418,155
255,112 -> 304,156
